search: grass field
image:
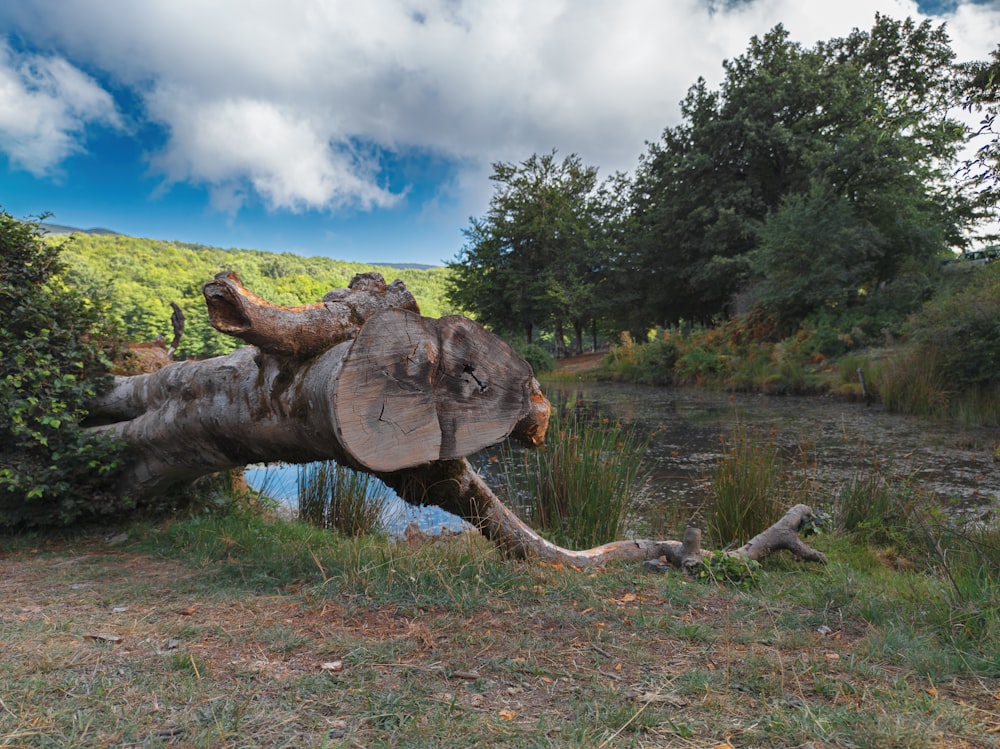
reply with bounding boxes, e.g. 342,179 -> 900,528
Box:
2,516 -> 999,748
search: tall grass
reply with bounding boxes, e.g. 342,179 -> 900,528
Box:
297,461 -> 392,536
704,422 -> 786,547
826,449 -> 1000,652
951,383 -> 1000,428
495,410 -> 652,549
833,453 -> 919,545
927,522 -> 1000,646
878,346 -> 1000,426
878,346 -> 949,418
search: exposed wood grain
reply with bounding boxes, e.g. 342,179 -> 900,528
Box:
87,271 -> 823,569
334,309 -> 535,471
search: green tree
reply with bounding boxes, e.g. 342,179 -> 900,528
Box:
959,44 -> 1000,235
446,151 -> 605,349
630,15 -> 974,329
753,181 -> 884,324
587,170 -> 643,341
0,211 -> 126,527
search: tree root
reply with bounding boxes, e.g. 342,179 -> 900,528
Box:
380,458 -> 826,570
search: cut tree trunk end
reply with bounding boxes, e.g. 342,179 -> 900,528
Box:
89,270 -> 825,570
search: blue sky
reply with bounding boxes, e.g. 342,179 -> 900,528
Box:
1,1 -> 998,266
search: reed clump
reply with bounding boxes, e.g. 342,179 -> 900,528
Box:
833,452 -> 918,545
704,422 -> 788,547
496,410 -> 652,549
296,460 -> 392,536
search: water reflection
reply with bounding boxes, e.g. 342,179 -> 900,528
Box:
544,383 -> 999,525
244,464 -> 469,534
249,382 -> 999,535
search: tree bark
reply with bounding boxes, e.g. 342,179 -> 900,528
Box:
88,271 -> 825,570
88,272 -> 547,494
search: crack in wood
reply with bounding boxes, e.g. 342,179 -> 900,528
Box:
378,367 -> 425,393
462,364 -> 488,393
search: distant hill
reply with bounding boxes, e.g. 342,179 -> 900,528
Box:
39,223 -> 435,270
53,232 -> 454,358
40,222 -> 120,236
380,262 -> 438,271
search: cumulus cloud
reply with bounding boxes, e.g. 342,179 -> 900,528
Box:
0,41 -> 121,176
1,0 -> 998,213
147,92 -> 401,213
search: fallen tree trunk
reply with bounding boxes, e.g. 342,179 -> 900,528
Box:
87,272 -> 548,494
87,271 -> 825,570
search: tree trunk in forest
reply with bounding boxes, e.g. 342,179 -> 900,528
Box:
87,271 -> 825,570
553,319 -> 566,358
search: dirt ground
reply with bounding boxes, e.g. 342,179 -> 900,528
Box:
552,351 -> 606,375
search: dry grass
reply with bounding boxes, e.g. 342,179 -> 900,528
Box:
1,525 -> 999,748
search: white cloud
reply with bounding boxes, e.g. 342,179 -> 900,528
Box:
0,41 -> 121,176
944,1 -> 1000,61
1,0 -> 998,213
147,92 -> 401,213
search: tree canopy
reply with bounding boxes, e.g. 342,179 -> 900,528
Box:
446,151 -> 618,352
631,15 -> 973,330
959,43 -> 1000,238
449,15 -> 989,344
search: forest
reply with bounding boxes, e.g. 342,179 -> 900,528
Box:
446,16 -> 1000,359
57,233 -> 455,359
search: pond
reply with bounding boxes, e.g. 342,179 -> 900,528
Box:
542,383 -> 999,533
248,382 -> 1000,534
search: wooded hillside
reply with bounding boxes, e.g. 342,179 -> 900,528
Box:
54,234 -> 454,358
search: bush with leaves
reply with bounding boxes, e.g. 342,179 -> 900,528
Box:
909,264 -> 1000,391
511,340 -> 555,375
0,211 -> 127,527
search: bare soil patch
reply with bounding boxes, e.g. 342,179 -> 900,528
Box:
553,351 -> 606,376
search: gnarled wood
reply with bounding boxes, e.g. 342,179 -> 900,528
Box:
87,271 -> 823,571
382,458 -> 826,569
203,270 -> 419,358
87,274 -> 547,495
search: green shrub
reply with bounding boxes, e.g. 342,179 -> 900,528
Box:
726,346 -> 775,392
297,461 -> 392,536
512,341 -> 555,375
675,346 -> 727,384
0,211 -> 127,527
796,314 -> 852,359
909,264 -> 1000,390
638,336 -> 680,383
601,331 -> 678,385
